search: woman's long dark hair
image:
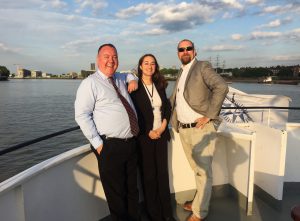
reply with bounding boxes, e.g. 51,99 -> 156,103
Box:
137,54 -> 168,89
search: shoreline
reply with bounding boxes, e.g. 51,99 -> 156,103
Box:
6,77 -> 300,85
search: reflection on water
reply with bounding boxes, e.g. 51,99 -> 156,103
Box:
0,79 -> 299,182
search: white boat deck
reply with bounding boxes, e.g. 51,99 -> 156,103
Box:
1,122 -> 299,221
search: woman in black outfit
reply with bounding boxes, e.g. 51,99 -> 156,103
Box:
131,54 -> 175,221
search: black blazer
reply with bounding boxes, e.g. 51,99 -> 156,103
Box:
131,80 -> 171,141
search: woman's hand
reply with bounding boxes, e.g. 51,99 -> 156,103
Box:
150,119 -> 167,139
148,130 -> 160,139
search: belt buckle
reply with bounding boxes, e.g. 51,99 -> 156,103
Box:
179,122 -> 188,129
178,122 -> 183,128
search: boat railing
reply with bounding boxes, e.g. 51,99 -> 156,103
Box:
0,126 -> 80,156
0,106 -> 299,156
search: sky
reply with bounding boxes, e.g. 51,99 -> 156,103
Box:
0,0 -> 300,74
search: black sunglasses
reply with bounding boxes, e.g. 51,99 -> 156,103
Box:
178,46 -> 194,52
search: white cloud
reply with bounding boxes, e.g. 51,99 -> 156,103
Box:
48,0 -> 67,9
264,19 -> 281,28
115,3 -> 156,19
250,31 -> 282,40
285,28 -> 300,40
139,28 -> 169,36
238,28 -> 300,42
61,37 -> 100,51
222,12 -> 234,19
115,0 -> 248,34
1,0 -> 300,72
272,55 -> 300,62
231,34 -> 243,40
257,17 -> 292,29
145,2 -> 216,32
245,0 -> 264,5
0,43 -> 21,53
75,0 -> 108,13
222,0 -> 243,9
262,3 -> 300,15
203,44 -> 245,52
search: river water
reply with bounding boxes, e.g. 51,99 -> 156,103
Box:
0,79 -> 300,182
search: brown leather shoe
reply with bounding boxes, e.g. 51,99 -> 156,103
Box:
183,201 -> 192,212
186,214 -> 206,221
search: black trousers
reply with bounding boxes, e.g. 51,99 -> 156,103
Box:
91,137 -> 140,221
137,135 -> 173,221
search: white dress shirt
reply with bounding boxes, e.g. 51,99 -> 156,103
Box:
176,58 -> 203,123
143,83 -> 162,130
75,70 -> 138,149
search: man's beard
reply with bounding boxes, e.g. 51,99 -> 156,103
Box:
180,55 -> 192,65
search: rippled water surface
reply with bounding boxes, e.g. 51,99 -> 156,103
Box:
0,79 -> 299,182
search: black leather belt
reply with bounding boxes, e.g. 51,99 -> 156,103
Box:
179,122 -> 197,129
101,135 -> 135,142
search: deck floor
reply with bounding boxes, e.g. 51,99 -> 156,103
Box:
102,192 -> 299,221
172,192 -> 298,221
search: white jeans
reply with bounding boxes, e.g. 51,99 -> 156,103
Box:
179,122 -> 216,219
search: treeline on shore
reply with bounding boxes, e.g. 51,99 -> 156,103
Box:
0,66 -> 10,79
1,64 -> 299,81
160,65 -> 300,80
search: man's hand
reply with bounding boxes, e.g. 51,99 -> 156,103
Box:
96,144 -> 103,155
128,80 -> 138,93
195,116 -> 210,129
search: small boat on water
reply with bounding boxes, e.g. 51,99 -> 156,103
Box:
0,87 -> 300,221
258,76 -> 298,85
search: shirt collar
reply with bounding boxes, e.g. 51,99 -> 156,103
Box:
97,69 -> 114,80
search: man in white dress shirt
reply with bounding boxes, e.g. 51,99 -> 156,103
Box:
170,39 -> 228,221
75,43 -> 140,221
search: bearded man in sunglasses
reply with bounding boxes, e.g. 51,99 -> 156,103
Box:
170,39 -> 228,221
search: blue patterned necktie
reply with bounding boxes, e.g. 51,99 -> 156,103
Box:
109,77 -> 139,136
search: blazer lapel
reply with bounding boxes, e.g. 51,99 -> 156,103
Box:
184,58 -> 197,90
138,80 -> 153,114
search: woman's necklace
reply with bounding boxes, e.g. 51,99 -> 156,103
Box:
142,79 -> 154,103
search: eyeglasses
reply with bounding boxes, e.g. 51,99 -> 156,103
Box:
177,46 -> 194,52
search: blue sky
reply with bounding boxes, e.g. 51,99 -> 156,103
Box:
0,0 -> 300,74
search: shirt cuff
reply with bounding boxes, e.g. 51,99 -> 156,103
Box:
90,136 -> 103,150
126,73 -> 138,82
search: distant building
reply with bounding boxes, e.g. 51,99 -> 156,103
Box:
220,72 -> 233,77
80,63 -> 96,78
31,70 -> 42,78
17,69 -> 31,78
80,70 -> 94,78
42,72 -> 51,78
292,66 -> 300,78
68,72 -> 78,79
270,69 -> 280,75
91,63 -> 96,71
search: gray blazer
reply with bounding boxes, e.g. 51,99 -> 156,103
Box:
170,59 -> 229,132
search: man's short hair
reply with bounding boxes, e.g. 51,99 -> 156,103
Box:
177,39 -> 195,49
97,43 -> 117,55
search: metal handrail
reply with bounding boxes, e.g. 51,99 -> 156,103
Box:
0,106 -> 300,156
222,106 -> 300,110
0,126 -> 80,156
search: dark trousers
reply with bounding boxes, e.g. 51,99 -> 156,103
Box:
138,135 -> 173,221
91,137 -> 140,221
